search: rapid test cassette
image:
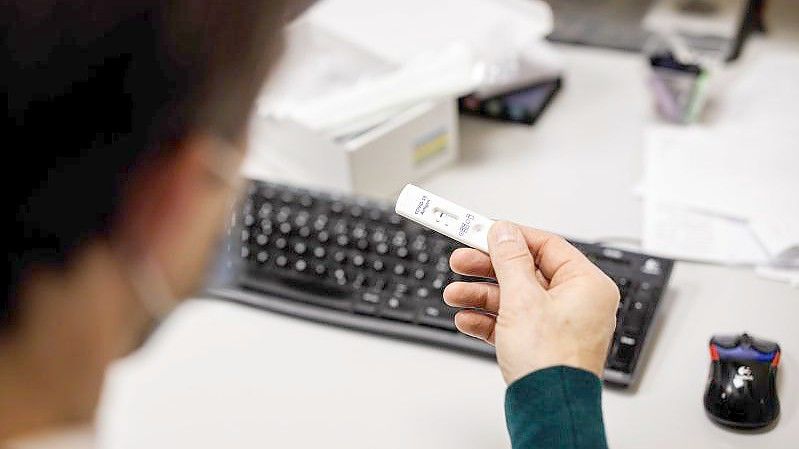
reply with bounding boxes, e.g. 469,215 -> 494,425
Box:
395,184 -> 495,253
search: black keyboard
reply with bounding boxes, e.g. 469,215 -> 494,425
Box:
208,180 -> 674,386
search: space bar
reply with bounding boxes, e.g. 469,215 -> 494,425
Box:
238,273 -> 354,312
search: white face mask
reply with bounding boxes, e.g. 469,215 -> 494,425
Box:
122,136 -> 244,336
110,249 -> 181,351
126,255 -> 180,323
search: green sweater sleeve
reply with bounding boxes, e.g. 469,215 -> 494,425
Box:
504,366 -> 608,449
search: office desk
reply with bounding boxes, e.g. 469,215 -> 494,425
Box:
97,26 -> 799,449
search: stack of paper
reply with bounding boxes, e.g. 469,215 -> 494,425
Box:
642,127 -> 798,264
259,0 -> 557,139
641,50 -> 799,285
258,20 -> 477,140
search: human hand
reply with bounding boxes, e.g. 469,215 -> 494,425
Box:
443,221 -> 620,384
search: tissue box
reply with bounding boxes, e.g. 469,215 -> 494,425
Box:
247,98 -> 458,197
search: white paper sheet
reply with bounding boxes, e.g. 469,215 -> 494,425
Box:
641,50 -> 799,269
755,266 -> 799,289
305,0 -> 553,64
642,200 -> 769,265
642,129 -> 799,266
643,126 -> 798,221
750,217 -> 799,268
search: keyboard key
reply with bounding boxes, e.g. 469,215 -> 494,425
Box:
373,277 -> 388,292
355,291 -> 382,315
280,191 -> 295,204
299,194 -> 313,208
371,228 -> 387,243
431,274 -> 447,290
392,235 -> 407,249
276,207 -> 291,223
332,250 -> 346,263
418,301 -> 458,330
260,185 -> 276,200
396,246 -> 409,258
258,203 -> 272,218
313,216 -> 328,231
411,236 -> 427,251
352,226 -> 367,239
623,300 -> 648,333
355,239 -> 369,250
333,268 -> 347,285
294,212 -> 310,227
352,273 -> 366,290
381,294 -> 416,322
361,291 -> 380,304
394,282 -> 409,295
636,283 -> 657,302
333,220 -> 348,235
613,334 -> 639,372
616,277 -> 632,300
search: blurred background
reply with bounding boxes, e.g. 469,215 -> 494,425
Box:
17,1 -> 795,448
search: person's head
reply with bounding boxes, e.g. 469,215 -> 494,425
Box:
1,0 -> 306,438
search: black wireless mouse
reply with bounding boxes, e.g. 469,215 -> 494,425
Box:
704,333 -> 781,429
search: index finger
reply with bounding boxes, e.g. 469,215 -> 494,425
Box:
517,227 -> 600,286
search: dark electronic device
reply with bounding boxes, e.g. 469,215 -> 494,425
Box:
545,0 -> 762,61
208,180 -> 674,387
705,333 -> 781,428
458,78 -> 562,125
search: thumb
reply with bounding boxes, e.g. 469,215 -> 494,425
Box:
488,221 -> 545,312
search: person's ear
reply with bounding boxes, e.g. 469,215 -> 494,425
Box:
115,134 -> 243,298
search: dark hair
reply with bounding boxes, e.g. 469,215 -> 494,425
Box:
2,0 -> 292,329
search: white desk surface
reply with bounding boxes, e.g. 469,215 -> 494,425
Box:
97,10 -> 799,449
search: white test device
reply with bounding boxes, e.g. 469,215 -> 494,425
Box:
395,184 -> 495,253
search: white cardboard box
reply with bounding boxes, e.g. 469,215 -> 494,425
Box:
246,98 -> 459,197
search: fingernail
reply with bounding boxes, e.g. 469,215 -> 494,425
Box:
491,221 -> 519,243
441,283 -> 454,304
